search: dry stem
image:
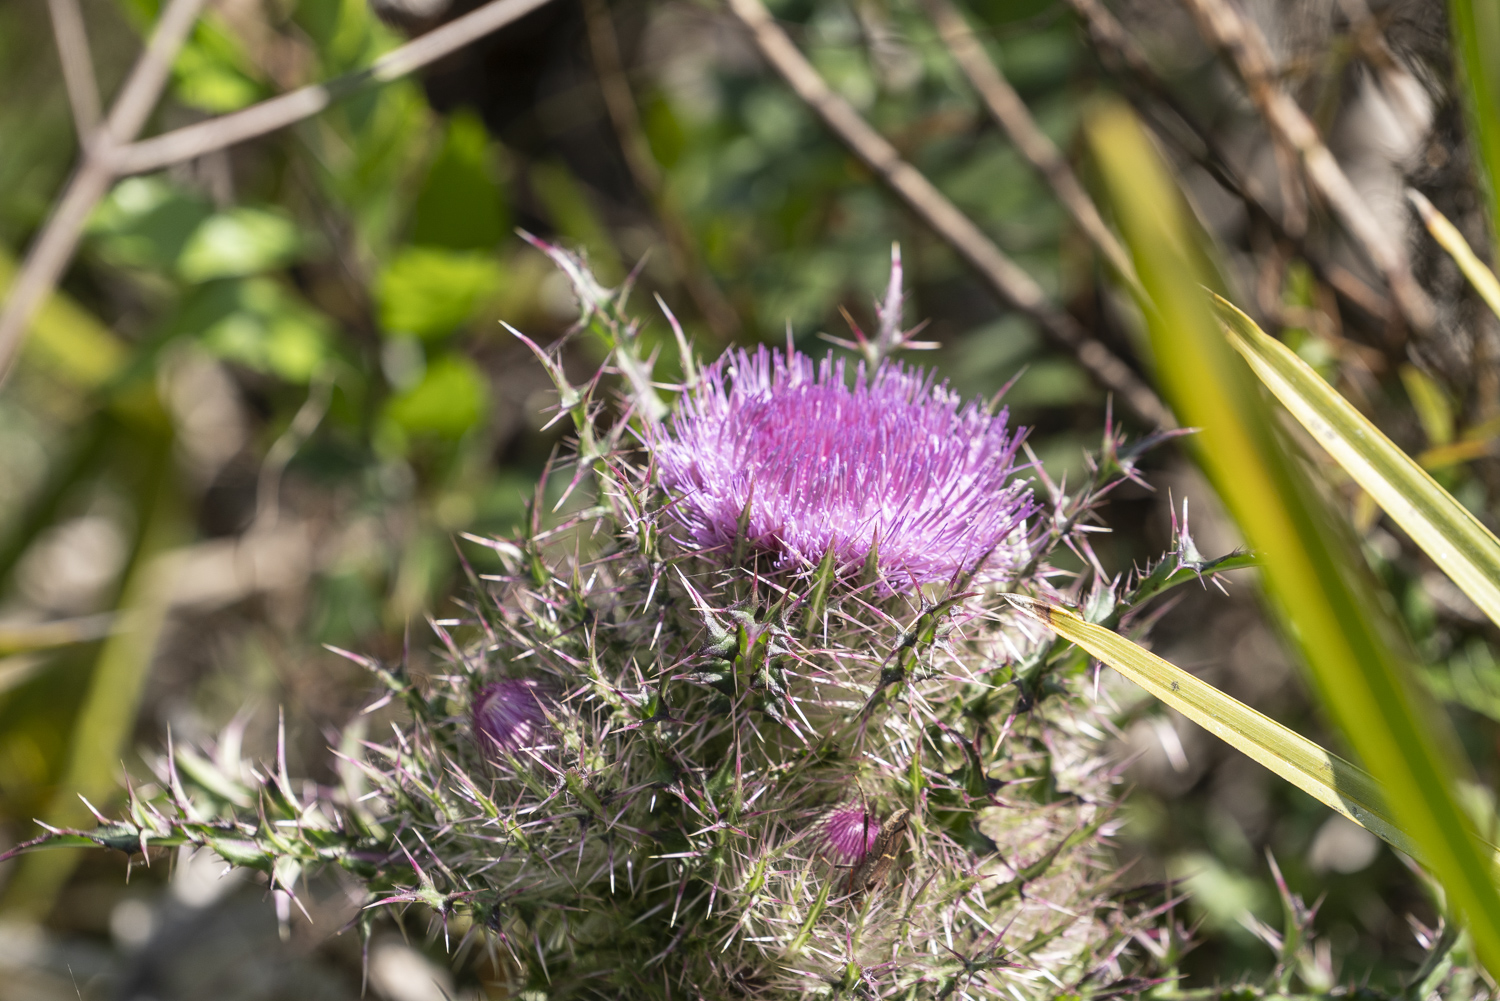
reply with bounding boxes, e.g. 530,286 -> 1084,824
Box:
0,0 -> 561,385
725,0 -> 1173,428
1179,0 -> 1435,335
922,0 -> 1138,289
0,0 -> 207,383
46,0 -> 102,143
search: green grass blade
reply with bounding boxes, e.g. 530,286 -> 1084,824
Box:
1215,295 -> 1500,631
1449,0 -> 1500,252
1005,595 -> 1421,860
1089,102 -> 1500,974
1409,190 -> 1500,322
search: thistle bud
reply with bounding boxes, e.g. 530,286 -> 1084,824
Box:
473,679 -> 550,754
821,807 -> 880,864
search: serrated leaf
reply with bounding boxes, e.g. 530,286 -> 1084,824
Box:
1214,295 -> 1500,632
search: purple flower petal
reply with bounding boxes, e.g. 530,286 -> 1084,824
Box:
652,346 -> 1036,592
474,679 -> 550,754
822,807 -> 881,863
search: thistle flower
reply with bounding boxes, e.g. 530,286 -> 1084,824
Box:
23,250 -> 1202,1001
652,345 -> 1036,591
473,678 -> 549,754
821,807 -> 880,863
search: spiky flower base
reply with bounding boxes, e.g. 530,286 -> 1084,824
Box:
4,245 -> 1194,999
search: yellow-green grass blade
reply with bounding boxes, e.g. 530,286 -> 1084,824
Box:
1005,596 -> 1421,860
0,430 -> 183,918
1089,102 -> 1500,974
1409,190 -> 1500,322
1449,0 -> 1500,252
1216,295 -> 1500,632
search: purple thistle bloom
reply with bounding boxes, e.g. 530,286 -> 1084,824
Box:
652,346 -> 1035,591
474,679 -> 550,754
821,807 -> 881,863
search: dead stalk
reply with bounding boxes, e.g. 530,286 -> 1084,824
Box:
725,0 -> 1173,428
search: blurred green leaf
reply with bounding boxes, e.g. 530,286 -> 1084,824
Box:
0,247 -> 127,390
376,247 -> 503,340
1216,296 -> 1500,634
173,15 -> 265,113
411,110 -> 508,251
177,207 -> 305,282
0,429 -> 181,917
196,279 -> 333,382
89,176 -> 212,273
1400,364 -> 1455,448
529,162 -> 623,284
1450,0 -> 1500,251
383,353 -> 489,439
1090,103 -> 1500,973
1427,640 -> 1500,724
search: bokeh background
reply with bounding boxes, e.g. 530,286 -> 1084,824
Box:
1,0 -> 1497,996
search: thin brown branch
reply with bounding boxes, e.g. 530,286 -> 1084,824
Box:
0,0 -> 563,386
724,0 -> 1172,428
1061,0 -> 1394,326
102,0 -> 208,145
581,0 -> 740,341
47,0 -> 102,142
1178,0 -> 1435,335
0,0 -> 207,384
114,0 -> 559,175
922,0 -> 1137,288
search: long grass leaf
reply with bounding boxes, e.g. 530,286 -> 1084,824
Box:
1409,190 -> 1500,321
1449,0 -> 1500,251
1004,596 -> 1421,859
1089,103 -> 1500,974
1215,295 -> 1500,631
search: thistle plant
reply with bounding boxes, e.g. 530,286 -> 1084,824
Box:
3,244 -> 1242,999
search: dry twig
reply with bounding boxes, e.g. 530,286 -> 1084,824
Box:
1179,0 -> 1435,334
0,0 -> 562,385
581,0 -> 741,341
46,0 -> 102,142
922,0 -> 1137,289
1061,0 -> 1394,326
724,0 -> 1172,428
114,0 -> 557,174
0,0 -> 207,384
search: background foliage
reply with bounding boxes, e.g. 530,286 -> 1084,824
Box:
2,0 -> 1500,996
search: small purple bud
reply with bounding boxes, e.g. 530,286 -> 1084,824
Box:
822,807 -> 880,864
474,679 -> 550,754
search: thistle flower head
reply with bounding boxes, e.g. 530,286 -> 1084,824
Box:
652,345 -> 1036,591
473,678 -> 549,754
821,807 -> 880,863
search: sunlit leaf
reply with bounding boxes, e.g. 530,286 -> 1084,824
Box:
90,177 -> 212,273
178,208 -> 305,282
1004,595 -> 1423,861
376,247 -> 503,340
173,15 -> 265,113
198,279 -> 333,383
1215,295 -> 1500,633
383,353 -> 489,439
1090,102 -> 1500,974
0,248 -> 127,390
